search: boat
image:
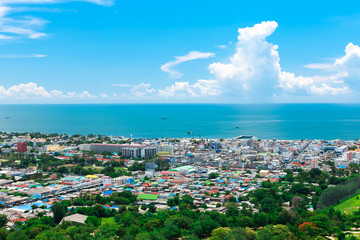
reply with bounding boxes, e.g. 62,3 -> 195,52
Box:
5,117 -> 9,119
235,126 -> 239,128
161,118 -> 167,120
187,131 -> 193,134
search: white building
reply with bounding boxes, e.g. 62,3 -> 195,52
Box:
102,176 -> 111,186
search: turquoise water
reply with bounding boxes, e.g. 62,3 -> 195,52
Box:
0,104 -> 359,140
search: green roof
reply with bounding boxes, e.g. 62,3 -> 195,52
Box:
258,153 -> 279,156
170,165 -> 195,172
137,194 -> 158,200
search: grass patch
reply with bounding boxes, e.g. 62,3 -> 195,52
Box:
101,217 -> 115,225
334,193 -> 360,215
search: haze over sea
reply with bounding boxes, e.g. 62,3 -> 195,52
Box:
0,104 -> 359,140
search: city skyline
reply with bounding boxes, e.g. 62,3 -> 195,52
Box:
1,0 -> 360,103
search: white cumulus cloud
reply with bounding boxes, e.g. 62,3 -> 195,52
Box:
157,79 -> 221,98
130,83 -> 156,98
0,82 -> 97,100
207,21 -> 354,99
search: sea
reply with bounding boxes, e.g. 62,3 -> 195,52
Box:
0,104 -> 359,140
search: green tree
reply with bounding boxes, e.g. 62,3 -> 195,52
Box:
95,223 -> 119,239
254,212 -> 269,226
261,197 -> 279,214
209,227 -> 232,240
6,230 -> 28,240
148,205 -> 156,213
0,215 -> 7,228
135,232 -> 151,240
28,227 -> 42,239
85,216 -> 100,227
0,228 -> 7,240
226,204 -> 239,217
257,224 -> 293,240
208,173 -> 218,179
51,202 -> 66,224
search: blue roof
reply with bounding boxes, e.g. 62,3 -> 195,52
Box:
13,205 -> 31,211
337,165 -> 346,168
33,202 -> 51,208
103,190 -> 113,195
14,202 -> 51,211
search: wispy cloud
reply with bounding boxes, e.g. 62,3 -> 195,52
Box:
0,53 -> 47,58
1,0 -> 114,6
112,83 -> 133,87
216,44 -> 227,49
303,63 -> 334,70
0,0 -> 114,41
161,51 -> 215,78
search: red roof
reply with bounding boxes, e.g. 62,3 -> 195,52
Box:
14,218 -> 27,223
224,194 -> 233,199
161,171 -> 177,175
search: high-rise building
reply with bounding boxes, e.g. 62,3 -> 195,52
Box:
88,143 -> 157,158
311,159 -> 318,169
345,151 -> 352,160
17,142 -> 27,152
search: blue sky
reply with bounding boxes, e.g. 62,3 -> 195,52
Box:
1,0 -> 360,103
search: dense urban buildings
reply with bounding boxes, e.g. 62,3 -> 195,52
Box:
0,132 -> 359,239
